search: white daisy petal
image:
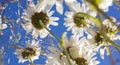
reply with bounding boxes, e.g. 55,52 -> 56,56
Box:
1,24 -> 7,29
100,48 -> 105,59
50,21 -> 58,26
64,11 -> 74,18
22,22 -> 32,33
0,16 -> 7,30
82,0 -> 113,12
48,10 -> 55,17
32,29 -> 39,38
65,0 -> 80,12
56,1 -> 63,14
36,0 -> 48,12
39,29 -> 49,38
50,17 -> 59,21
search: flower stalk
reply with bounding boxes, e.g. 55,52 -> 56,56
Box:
86,0 -> 120,31
29,56 -> 34,65
114,0 -> 120,6
39,20 -> 73,65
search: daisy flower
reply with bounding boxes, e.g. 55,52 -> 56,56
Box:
0,15 -> 7,35
22,0 -> 59,38
87,31 -> 109,59
63,34 -> 100,65
82,0 -> 113,12
87,17 -> 120,59
87,31 -> 115,59
0,15 -> 7,30
64,0 -> 97,37
14,40 -> 41,63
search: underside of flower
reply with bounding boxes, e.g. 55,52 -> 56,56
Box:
22,48 -> 36,59
31,12 -> 49,30
66,46 -> 88,65
74,57 -> 88,65
73,12 -> 87,28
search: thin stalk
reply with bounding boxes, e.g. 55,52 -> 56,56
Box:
99,28 -> 120,49
29,57 -> 34,65
114,0 -> 120,7
61,46 -> 73,65
39,22 -> 60,43
114,46 -> 120,55
108,46 -> 116,65
86,0 -> 120,32
39,20 -> 73,65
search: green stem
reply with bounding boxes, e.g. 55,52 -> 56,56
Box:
29,56 -> 34,65
61,33 -> 73,65
100,30 -> 120,48
114,0 -> 120,6
39,21 -> 61,43
108,46 -> 116,65
86,0 -> 120,32
39,20 -> 73,65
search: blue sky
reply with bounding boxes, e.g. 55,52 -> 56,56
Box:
0,0 -> 120,65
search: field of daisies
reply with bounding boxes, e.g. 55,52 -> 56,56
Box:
0,0 -> 120,65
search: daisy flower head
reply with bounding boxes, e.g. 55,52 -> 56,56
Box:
87,31 -> 111,59
83,0 -> 113,12
64,0 -> 97,37
22,0 -> 59,38
87,17 -> 119,41
14,40 -> 41,63
87,17 -> 119,59
63,34 -> 100,65
0,15 -> 7,35
0,15 -> 7,30
91,17 -> 119,43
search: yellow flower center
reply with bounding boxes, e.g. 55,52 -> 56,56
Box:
95,32 -> 104,46
89,0 -> 101,5
103,25 -> 113,33
31,12 -> 49,30
73,12 -> 87,28
94,0 -> 101,5
22,48 -> 36,59
74,57 -> 88,65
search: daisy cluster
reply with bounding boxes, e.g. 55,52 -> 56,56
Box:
0,0 -> 120,65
